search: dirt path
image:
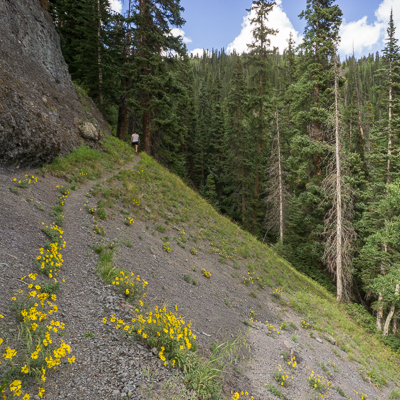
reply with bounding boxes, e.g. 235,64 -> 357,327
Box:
40,155 -> 190,400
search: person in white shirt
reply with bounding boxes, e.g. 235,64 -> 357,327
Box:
131,132 -> 140,153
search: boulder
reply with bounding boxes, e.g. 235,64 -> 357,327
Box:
79,122 -> 98,141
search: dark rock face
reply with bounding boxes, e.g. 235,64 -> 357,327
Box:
0,0 -> 109,166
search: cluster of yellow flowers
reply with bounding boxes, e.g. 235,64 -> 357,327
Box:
202,268 -> 211,278
242,272 -> 254,286
356,391 -> 370,400
136,169 -> 145,179
287,355 -> 297,369
124,217 -> 134,226
132,198 -> 141,207
13,175 -> 38,186
37,237 -> 64,279
94,224 -> 105,235
307,370 -> 332,392
57,185 -> 70,197
178,228 -> 187,243
273,364 -> 293,387
163,242 -> 171,253
230,391 -> 254,399
301,319 -> 311,328
105,303 -> 196,368
264,320 -> 280,334
2,273 -> 74,398
0,182 -> 74,399
111,271 -> 148,301
272,287 -> 283,298
85,203 -> 97,214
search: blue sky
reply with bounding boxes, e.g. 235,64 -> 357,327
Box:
111,0 -> 400,58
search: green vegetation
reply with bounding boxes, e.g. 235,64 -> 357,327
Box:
85,153 -> 400,385
265,383 -> 284,399
41,136 -> 135,182
9,187 -> 20,195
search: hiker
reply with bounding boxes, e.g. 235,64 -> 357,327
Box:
131,131 -> 140,153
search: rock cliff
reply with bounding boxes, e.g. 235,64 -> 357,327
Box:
0,0 -> 109,167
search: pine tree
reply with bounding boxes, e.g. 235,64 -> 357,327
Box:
360,10 -> 400,331
296,0 -> 342,171
223,57 -> 254,227
246,0 -> 277,233
357,182 -> 400,335
135,0 -> 186,154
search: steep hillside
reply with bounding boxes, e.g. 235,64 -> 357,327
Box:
1,141 -> 400,400
0,0 -> 110,166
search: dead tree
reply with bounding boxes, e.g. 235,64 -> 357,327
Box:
265,109 -> 288,243
322,52 -> 356,302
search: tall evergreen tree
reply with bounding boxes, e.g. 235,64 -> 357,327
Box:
246,0 -> 277,233
135,0 -> 186,154
223,57 -> 254,227
359,10 -> 400,331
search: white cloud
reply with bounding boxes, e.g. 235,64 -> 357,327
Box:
339,16 -> 383,55
375,0 -> 400,38
190,48 -> 212,58
170,28 -> 192,44
226,0 -> 301,55
339,0 -> 400,56
109,0 -> 122,14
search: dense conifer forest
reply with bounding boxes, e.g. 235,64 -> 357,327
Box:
48,0 -> 400,337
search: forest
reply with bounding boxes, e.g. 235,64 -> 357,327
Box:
47,0 -> 400,338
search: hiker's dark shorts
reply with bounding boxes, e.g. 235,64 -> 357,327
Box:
132,141 -> 139,146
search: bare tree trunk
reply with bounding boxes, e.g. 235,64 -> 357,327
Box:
276,110 -> 284,243
97,0 -> 103,105
377,292 -> 384,331
383,283 -> 399,336
335,54 -> 343,302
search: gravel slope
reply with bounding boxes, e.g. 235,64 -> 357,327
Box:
0,157 -> 398,400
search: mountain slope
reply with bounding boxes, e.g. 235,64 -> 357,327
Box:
1,144 -> 400,399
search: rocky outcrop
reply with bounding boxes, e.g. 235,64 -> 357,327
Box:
0,0 -> 110,167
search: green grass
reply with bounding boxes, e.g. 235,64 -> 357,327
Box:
40,282 -> 60,295
10,186 -> 20,195
265,383 -> 285,399
41,136 -> 135,182
390,389 -> 400,399
64,150 -> 400,388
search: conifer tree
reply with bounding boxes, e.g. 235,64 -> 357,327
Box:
295,0 -> 342,172
223,57 -> 254,227
135,0 -> 186,154
246,0 -> 277,232
360,10 -> 400,331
